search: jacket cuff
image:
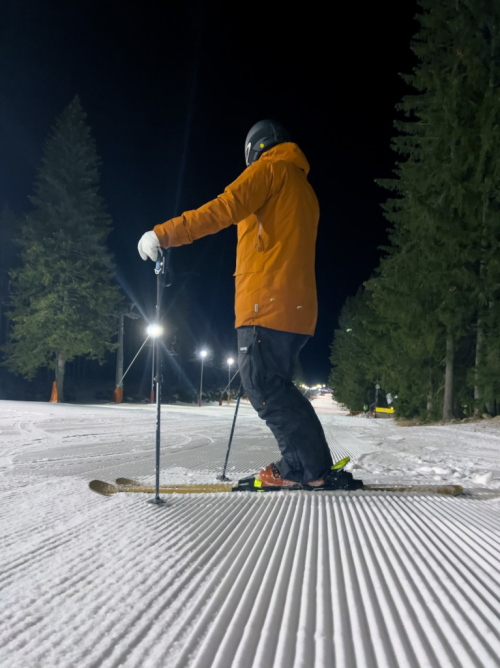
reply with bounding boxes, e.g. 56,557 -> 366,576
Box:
153,216 -> 192,248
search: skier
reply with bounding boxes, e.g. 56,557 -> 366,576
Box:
138,119 -> 334,487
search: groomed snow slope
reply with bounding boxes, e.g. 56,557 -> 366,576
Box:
1,397 -> 499,668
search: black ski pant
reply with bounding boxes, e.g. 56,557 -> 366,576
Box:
237,325 -> 333,484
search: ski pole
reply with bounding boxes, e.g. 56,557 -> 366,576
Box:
219,368 -> 240,398
149,249 -> 170,506
217,381 -> 243,481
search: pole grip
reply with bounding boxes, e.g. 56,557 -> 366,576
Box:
155,249 -> 164,275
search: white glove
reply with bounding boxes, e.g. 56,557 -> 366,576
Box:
138,231 -> 161,261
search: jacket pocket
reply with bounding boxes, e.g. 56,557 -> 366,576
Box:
237,327 -> 262,391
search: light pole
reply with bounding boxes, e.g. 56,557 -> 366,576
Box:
227,357 -> 234,403
112,304 -> 140,403
147,323 -> 164,403
199,350 -> 207,406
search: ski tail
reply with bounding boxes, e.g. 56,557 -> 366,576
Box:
363,483 -> 463,496
330,456 -> 351,470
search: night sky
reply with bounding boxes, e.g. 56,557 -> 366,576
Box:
1,0 -> 419,385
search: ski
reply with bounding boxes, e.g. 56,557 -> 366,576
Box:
89,457 -> 463,496
89,478 -> 464,497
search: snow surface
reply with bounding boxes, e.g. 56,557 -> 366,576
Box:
1,395 -> 500,668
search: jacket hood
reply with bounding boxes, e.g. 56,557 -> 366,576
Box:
259,142 -> 310,175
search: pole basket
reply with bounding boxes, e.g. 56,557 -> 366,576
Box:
49,381 -> 59,403
113,387 -> 123,403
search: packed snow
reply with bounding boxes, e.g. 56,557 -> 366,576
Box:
1,395 -> 499,667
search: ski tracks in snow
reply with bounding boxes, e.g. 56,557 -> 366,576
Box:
1,399 -> 500,667
1,488 -> 500,668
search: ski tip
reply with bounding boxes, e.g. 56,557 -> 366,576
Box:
89,480 -> 119,496
116,477 -> 142,486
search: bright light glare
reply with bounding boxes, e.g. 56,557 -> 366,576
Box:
147,324 -> 163,337
200,350 -> 208,358
227,357 -> 234,365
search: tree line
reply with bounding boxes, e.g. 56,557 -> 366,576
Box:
1,97 -> 122,401
329,0 -> 500,421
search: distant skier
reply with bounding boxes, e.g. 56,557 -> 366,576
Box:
138,119 -> 334,487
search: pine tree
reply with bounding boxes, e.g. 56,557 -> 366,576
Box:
2,96 -> 122,401
0,206 -> 18,346
329,289 -> 383,411
366,238 -> 448,419
365,0 -> 500,420
463,1 -> 500,414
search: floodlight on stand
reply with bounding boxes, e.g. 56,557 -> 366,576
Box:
198,350 -> 208,406
227,357 -> 234,403
147,323 -> 164,338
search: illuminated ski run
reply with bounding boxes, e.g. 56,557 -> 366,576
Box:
1,396 -> 499,667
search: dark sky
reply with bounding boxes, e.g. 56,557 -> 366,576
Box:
0,0 -> 419,384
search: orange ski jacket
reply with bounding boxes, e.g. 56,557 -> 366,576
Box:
153,142 -> 320,336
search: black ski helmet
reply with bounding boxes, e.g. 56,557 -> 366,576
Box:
244,119 -> 291,166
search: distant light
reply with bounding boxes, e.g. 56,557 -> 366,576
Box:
200,350 -> 208,358
147,324 -> 163,338
227,357 -> 234,366
346,328 -> 353,332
